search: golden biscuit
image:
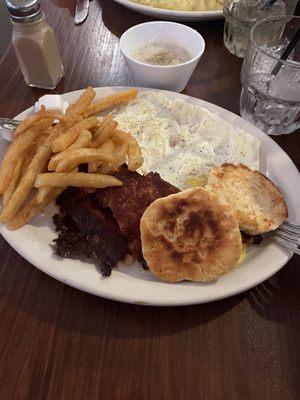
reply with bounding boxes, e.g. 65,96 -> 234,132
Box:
140,187 -> 242,282
207,163 -> 288,235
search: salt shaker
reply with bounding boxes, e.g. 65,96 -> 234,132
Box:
6,0 -> 64,89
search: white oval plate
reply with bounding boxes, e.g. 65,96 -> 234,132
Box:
113,0 -> 223,21
0,87 -> 299,306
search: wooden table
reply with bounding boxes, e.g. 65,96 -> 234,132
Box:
0,1 -> 299,399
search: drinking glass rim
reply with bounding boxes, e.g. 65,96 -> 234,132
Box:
250,15 -> 300,69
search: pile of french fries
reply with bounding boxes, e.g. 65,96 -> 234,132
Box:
0,87 -> 142,230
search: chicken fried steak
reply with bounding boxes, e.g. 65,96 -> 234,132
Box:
53,187 -> 129,276
99,171 -> 180,259
53,170 -> 179,276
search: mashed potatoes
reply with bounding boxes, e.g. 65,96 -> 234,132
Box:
130,0 -> 223,11
112,91 -> 260,190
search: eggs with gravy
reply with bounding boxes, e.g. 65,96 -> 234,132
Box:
112,91 -> 260,190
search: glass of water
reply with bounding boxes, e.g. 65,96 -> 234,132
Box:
223,0 -> 298,58
240,16 -> 300,135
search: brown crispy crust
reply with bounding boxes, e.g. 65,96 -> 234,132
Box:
101,170 -> 179,259
140,187 -> 242,283
207,163 -> 288,235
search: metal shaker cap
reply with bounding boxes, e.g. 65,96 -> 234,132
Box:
6,0 -> 42,22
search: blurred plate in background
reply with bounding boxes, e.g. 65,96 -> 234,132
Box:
113,0 -> 223,21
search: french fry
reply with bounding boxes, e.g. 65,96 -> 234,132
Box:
34,172 -> 123,189
65,128 -> 92,149
66,86 -> 95,117
97,158 -> 124,174
59,115 -> 83,132
92,127 -> 115,148
0,117 -> 54,194
2,140 -> 39,207
0,127 -> 60,223
112,142 -> 128,170
2,157 -> 23,208
89,139 -> 116,172
41,111 -> 68,124
93,115 -> 114,139
34,120 -> 85,205
15,144 -> 35,179
14,108 -> 67,139
99,139 -> 116,154
34,132 -> 50,151
88,163 -> 98,173
36,166 -> 79,204
84,89 -> 137,117
36,187 -> 55,205
7,188 -> 64,230
55,148 -> 114,172
12,124 -> 66,210
52,117 -> 98,153
92,118 -> 118,148
127,142 -> 143,171
48,129 -> 92,171
14,106 -> 47,137
114,129 -> 143,171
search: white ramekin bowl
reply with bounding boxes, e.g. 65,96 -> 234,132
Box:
120,21 -> 205,93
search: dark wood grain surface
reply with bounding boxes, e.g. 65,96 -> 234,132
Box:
0,1 -> 299,399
